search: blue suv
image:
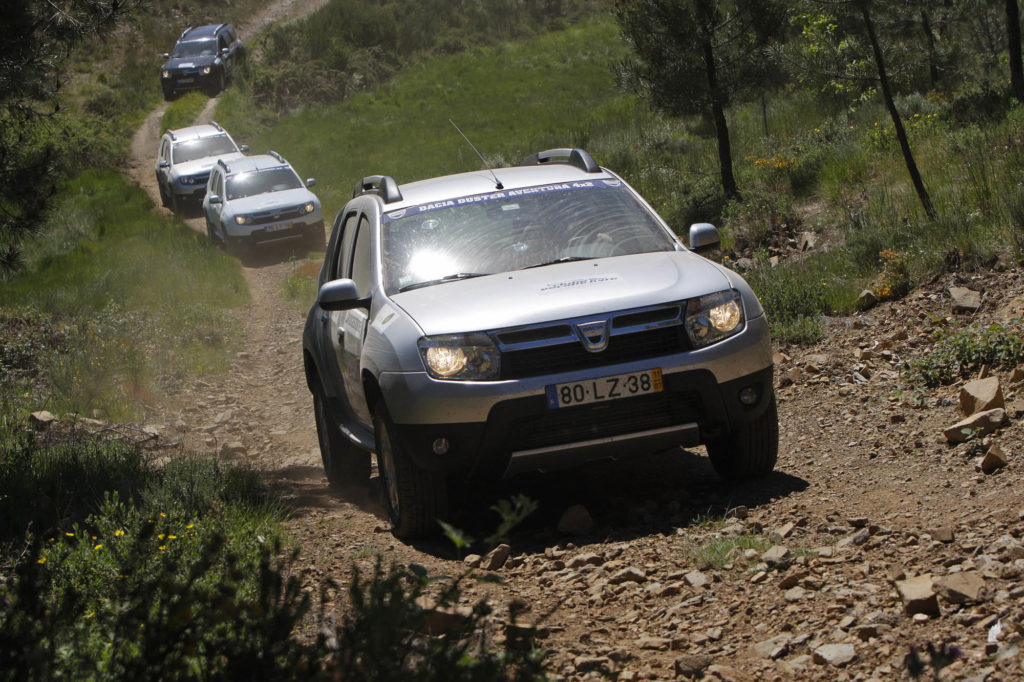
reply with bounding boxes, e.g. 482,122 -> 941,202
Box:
160,24 -> 243,100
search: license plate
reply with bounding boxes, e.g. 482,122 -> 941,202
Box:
546,368 -> 663,409
178,78 -> 193,84
266,222 -> 292,232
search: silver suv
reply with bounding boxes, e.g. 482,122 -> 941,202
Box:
155,122 -> 247,212
202,152 -> 324,256
302,149 -> 777,539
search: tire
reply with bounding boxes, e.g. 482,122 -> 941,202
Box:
304,229 -> 325,254
206,70 -> 225,96
705,393 -> 779,480
158,180 -> 170,208
313,385 -> 370,492
162,86 -> 175,101
169,192 -> 180,214
374,400 -> 447,539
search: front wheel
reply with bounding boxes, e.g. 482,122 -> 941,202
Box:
705,394 -> 779,480
374,400 -> 447,539
313,386 -> 370,492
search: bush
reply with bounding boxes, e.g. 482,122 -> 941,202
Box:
906,321 -> 1024,387
0,431 -> 550,680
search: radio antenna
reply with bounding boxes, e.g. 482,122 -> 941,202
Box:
449,119 -> 503,190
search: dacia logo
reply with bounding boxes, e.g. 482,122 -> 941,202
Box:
575,320 -> 609,353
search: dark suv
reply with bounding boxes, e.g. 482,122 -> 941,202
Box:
160,24 -> 243,100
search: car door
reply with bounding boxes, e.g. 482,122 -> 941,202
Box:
205,169 -> 222,236
156,138 -> 171,188
325,212 -> 373,428
218,30 -> 233,76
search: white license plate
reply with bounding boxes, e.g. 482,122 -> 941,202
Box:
546,368 -> 663,409
266,222 -> 292,232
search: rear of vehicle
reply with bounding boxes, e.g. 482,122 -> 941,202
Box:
304,149 -> 777,539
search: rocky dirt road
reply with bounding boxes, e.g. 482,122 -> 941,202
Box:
124,5 -> 1024,678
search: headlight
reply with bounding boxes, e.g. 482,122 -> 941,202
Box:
234,215 -> 251,225
201,66 -> 211,75
685,290 -> 744,348
161,70 -> 170,79
302,202 -> 316,214
418,333 -> 500,380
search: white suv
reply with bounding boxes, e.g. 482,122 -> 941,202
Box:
155,122 -> 247,212
302,148 -> 777,539
202,151 -> 324,257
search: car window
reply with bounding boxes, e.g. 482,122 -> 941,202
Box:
335,212 -> 360,280
350,216 -> 374,296
173,39 -> 218,58
381,181 -> 676,294
172,135 -> 238,163
224,167 -> 302,200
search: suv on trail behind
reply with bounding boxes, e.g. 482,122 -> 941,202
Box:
155,122 -> 247,213
302,148 -> 778,540
203,151 -> 324,257
160,24 -> 243,100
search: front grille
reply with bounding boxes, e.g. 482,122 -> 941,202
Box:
250,206 -> 305,225
501,325 -> 688,379
510,390 -> 702,451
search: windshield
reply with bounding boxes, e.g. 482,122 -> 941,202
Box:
381,180 -> 677,295
225,167 -> 302,201
172,39 -> 218,58
171,135 -> 238,164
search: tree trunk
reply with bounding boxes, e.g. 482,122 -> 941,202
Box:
919,9 -> 939,90
697,0 -> 739,200
1008,0 -> 1024,101
862,2 -> 936,220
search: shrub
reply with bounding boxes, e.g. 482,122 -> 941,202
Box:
906,321 -> 1024,387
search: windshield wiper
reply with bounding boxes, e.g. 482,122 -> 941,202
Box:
523,256 -> 592,270
399,272 -> 489,293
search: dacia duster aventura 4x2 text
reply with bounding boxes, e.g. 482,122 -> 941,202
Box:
302,149 -> 777,539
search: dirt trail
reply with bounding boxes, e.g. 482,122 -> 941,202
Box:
125,3 -> 1024,678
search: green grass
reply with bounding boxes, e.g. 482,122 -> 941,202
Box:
218,18 -> 637,219
2,170 -> 247,420
159,91 -> 210,132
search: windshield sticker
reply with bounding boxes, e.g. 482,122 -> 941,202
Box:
383,180 -> 601,223
539,274 -> 620,294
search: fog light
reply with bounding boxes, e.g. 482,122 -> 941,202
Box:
432,438 -> 450,455
739,387 -> 759,406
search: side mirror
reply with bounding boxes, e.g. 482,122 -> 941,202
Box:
688,222 -> 720,253
319,278 -> 368,311
239,144 -> 249,153
208,195 -> 222,205
158,161 -> 170,169
306,178 -> 317,188
162,53 -> 170,60
220,48 -> 229,56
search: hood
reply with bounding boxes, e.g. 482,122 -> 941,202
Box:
227,187 -> 317,213
163,56 -> 217,71
169,152 -> 244,178
392,250 -> 733,335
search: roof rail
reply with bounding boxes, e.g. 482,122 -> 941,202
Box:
216,157 -> 231,173
179,26 -> 193,39
267,150 -> 285,163
210,120 -> 223,132
353,175 -> 403,203
166,129 -> 177,141
521,148 -> 600,174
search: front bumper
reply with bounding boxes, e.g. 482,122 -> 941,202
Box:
162,71 -> 219,92
226,218 -> 324,249
378,314 -> 774,479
